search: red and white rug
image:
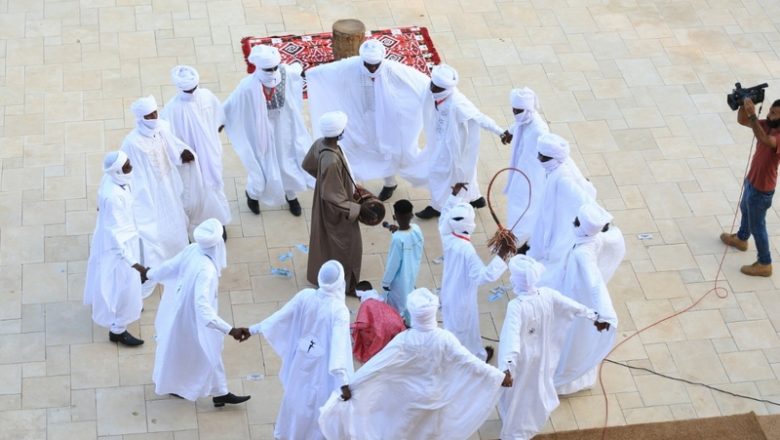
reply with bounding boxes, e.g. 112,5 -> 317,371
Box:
240,26 -> 440,79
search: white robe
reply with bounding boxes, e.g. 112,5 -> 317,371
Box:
528,165 -> 594,280
498,288 -> 596,440
597,225 -> 625,284
318,326 -> 506,440
554,238 -> 618,394
223,64 -> 313,206
412,90 -> 504,209
439,195 -> 507,360
307,57 -> 430,182
381,224 -> 424,321
150,244 -> 233,400
161,88 -> 231,225
120,126 -> 190,278
251,288 -> 353,440
83,176 -> 143,333
504,114 -> 549,243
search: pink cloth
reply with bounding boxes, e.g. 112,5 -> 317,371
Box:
351,299 -> 406,363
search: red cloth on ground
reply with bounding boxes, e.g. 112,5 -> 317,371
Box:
351,299 -> 406,363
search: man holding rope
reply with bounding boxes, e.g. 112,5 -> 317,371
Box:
721,97 -> 780,277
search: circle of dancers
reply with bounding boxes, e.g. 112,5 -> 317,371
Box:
84,39 -> 626,440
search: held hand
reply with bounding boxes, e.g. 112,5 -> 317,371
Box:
340,385 -> 352,401
501,370 -> 513,387
451,182 -> 468,196
180,149 -> 195,163
388,224 -> 399,233
229,327 -> 251,342
132,264 -> 149,283
594,321 -> 611,332
743,97 -> 756,117
500,130 -> 513,145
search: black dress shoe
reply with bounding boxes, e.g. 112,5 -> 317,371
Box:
245,191 -> 260,215
169,393 -> 184,399
414,206 -> 441,219
222,226 -> 227,242
485,346 -> 494,363
470,197 -> 486,209
213,392 -> 251,407
109,331 -> 144,346
377,185 -> 397,201
286,197 -> 302,217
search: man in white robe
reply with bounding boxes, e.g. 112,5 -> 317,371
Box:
414,64 -> 511,219
319,287 -> 511,440
554,202 -> 619,395
162,65 -> 231,236
528,133 -> 596,280
503,88 -> 549,245
223,44 -> 313,216
249,260 -> 354,440
121,95 -> 193,294
439,183 -> 507,361
306,39 -> 430,201
83,151 -> 146,346
149,218 -> 251,406
498,255 -> 609,440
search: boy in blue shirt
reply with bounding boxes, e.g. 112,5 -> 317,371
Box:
382,200 -> 424,323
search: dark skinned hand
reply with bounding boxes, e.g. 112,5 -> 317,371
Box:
501,370 -> 513,387
229,327 -> 251,342
451,182 -> 468,196
218,125 -> 225,133
180,149 -> 195,163
340,385 -> 352,401
132,264 -> 149,283
594,321 -> 611,332
500,130 -> 513,145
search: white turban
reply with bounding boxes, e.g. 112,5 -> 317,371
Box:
508,255 -> 545,295
171,65 -> 199,91
359,39 -> 386,64
407,288 -> 439,331
130,95 -> 158,119
248,44 -> 281,70
431,64 -> 459,89
103,150 -> 127,174
576,202 -> 613,239
537,133 -> 570,163
440,202 -> 476,237
318,260 -> 346,300
319,111 -> 348,138
510,87 -> 538,111
194,218 -> 227,276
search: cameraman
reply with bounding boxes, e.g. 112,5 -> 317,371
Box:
720,97 -> 780,277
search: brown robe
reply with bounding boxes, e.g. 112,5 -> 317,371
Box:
302,138 -> 362,294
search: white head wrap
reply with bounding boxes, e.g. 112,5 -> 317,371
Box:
576,202 -> 612,240
319,111 -> 348,138
359,39 -> 386,64
103,151 -> 131,186
194,218 -> 227,276
406,288 -> 439,331
431,64 -> 459,89
130,95 -> 158,119
537,133 -> 570,163
508,254 -> 545,295
510,87 -> 538,111
248,44 -> 281,70
441,202 -> 477,237
317,260 -> 346,300
171,65 -> 199,91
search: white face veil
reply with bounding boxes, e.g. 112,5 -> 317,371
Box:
441,203 -> 477,237
130,95 -> 160,136
103,151 -> 132,186
508,254 -> 545,295
317,260 -> 346,300
406,288 -> 439,331
575,202 -> 612,243
194,218 -> 227,276
510,87 -> 538,125
430,64 -> 459,100
537,133 -> 570,173
249,45 -> 282,88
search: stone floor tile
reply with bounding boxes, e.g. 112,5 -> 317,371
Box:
48,421 -> 97,440
197,409 -> 250,440
146,399 -> 198,432
70,343 -> 119,389
728,319 -> 780,350
21,375 -> 69,409
0,408 -> 46,439
720,350 -> 775,383
96,386 -> 147,436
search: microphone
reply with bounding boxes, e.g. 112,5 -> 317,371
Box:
382,221 -> 392,229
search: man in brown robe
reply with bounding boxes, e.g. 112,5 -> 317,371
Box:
302,111 -> 376,295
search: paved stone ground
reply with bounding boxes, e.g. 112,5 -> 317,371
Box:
2,0 -> 780,439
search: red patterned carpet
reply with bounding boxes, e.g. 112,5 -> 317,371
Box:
241,26 -> 440,79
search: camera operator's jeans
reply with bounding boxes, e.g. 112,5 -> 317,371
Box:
737,179 -> 774,264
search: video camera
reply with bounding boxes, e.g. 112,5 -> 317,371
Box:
727,82 -> 769,111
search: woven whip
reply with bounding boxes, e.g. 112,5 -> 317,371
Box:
485,167 -> 532,261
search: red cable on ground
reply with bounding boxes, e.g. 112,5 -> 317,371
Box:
596,133 -> 757,439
